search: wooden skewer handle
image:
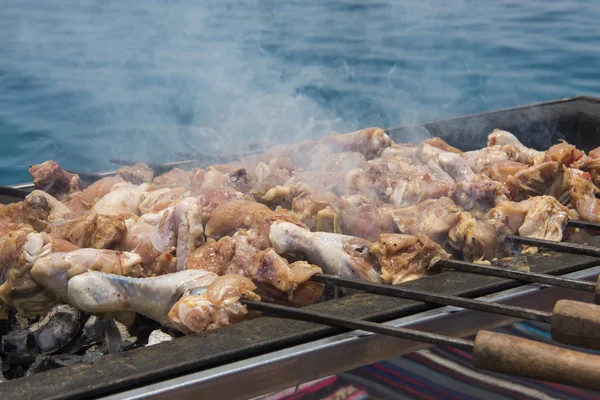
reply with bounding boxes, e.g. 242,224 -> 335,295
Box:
551,299 -> 600,351
595,275 -> 600,304
473,330 -> 600,391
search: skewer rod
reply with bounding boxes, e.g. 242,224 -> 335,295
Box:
311,274 -> 552,323
568,220 -> 600,230
436,259 -> 596,292
241,300 -> 475,351
506,235 -> 600,258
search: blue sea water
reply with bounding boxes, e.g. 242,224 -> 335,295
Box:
1,0 -> 600,184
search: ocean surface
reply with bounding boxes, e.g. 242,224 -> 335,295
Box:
1,0 -> 600,184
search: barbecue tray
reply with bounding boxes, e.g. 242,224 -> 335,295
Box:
3,95 -> 600,400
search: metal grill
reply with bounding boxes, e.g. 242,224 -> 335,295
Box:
2,96 -> 600,399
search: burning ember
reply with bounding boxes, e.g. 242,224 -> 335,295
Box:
1,126 -> 600,380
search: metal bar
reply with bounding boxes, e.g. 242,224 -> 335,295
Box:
436,259 -> 597,292
241,300 -> 475,352
568,220 -> 600,230
311,274 -> 552,323
0,186 -> 29,199
507,235 -> 600,258
108,159 -> 191,174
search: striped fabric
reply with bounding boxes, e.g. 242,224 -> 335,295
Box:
257,322 -> 600,400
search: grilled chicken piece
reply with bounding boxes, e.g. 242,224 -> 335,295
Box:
119,197 -> 204,272
506,161 -> 600,223
337,194 -> 394,241
0,227 -> 78,316
316,127 -> 392,160
64,177 -> 125,215
168,274 -> 259,333
259,183 -> 305,210
388,177 -> 454,209
447,213 -> 509,262
201,164 -> 253,194
452,175 -> 510,211
186,231 -> 322,302
186,237 -> 234,275
391,197 -> 461,244
47,213 -> 126,250
152,168 -> 205,189
138,187 -> 188,225
116,162 -> 155,184
66,270 -> 259,334
371,234 -> 449,284
191,187 -> 250,221
30,249 -> 144,300
29,161 -> 82,200
250,156 -> 299,199
422,137 -> 462,154
269,221 -> 381,282
416,145 -> 508,209
380,143 -> 416,160
507,161 -> 571,204
292,191 -> 340,231
0,190 -> 73,232
569,169 -> 600,223
483,160 -> 528,183
225,233 -> 299,293
462,145 -> 517,173
545,141 -> 584,166
391,197 -> 508,262
372,156 -> 455,208
368,156 -> 454,200
488,196 -> 577,253
573,146 -> 600,188
254,280 -> 325,307
91,183 -> 152,215
204,198 -> 304,250
204,199 -> 273,241
487,129 -> 544,165
318,152 -> 369,196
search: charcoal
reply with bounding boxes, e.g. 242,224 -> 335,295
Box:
82,345 -> 104,364
129,315 -> 161,345
62,316 -> 106,354
146,330 -> 174,346
122,336 -> 138,351
30,305 -> 81,354
1,330 -> 39,367
25,354 -> 83,376
0,306 -> 9,337
103,320 -> 123,354
0,358 -> 6,382
4,366 -> 26,380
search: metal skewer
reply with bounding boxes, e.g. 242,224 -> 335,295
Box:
0,186 -> 30,199
311,273 -> 552,323
506,235 -> 600,258
242,299 -> 600,391
436,259 -> 597,293
567,220 -> 600,230
242,299 -> 474,350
